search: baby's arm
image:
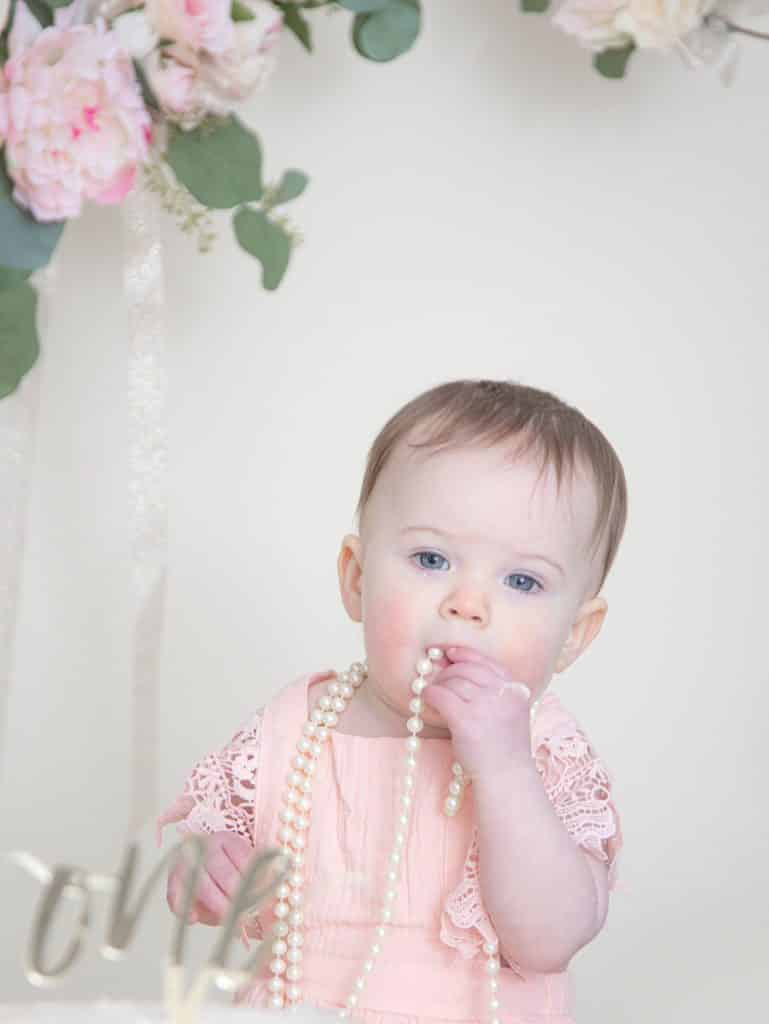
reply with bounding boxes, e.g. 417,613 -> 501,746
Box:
473,757 -> 610,974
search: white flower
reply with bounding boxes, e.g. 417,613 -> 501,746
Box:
553,0 -> 717,51
197,0 -> 283,105
112,9 -> 160,59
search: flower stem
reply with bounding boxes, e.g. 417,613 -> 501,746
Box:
707,14 -> 769,41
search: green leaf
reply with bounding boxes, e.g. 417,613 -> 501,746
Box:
43,0 -> 78,7
352,0 -> 420,62
272,170 -> 309,206
0,281 -> 39,400
593,43 -> 635,79
337,0 -> 390,11
0,266 -> 32,291
231,0 -> 255,21
0,161 -> 66,272
233,208 -> 292,291
275,2 -> 312,52
520,0 -> 550,11
132,59 -> 160,113
166,115 -> 263,209
23,0 -> 53,27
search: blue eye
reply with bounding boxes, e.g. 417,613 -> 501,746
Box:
410,551 -> 542,594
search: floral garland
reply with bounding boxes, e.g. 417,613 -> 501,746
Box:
0,0 -> 767,398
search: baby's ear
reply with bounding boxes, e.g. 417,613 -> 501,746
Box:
554,596 -> 608,674
337,534 -> 364,623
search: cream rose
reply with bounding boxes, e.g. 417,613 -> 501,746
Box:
553,0 -> 717,50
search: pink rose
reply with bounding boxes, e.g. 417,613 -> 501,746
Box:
196,0 -> 282,105
144,0 -> 235,56
0,1 -> 151,221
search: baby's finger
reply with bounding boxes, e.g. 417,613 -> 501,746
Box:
188,869 -> 232,921
445,647 -> 508,678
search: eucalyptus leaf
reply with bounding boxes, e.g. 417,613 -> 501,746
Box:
0,266 -> 32,291
337,0 -> 390,11
272,170 -> 309,206
23,0 -> 53,27
275,2 -> 312,52
231,0 -> 255,21
233,208 -> 291,291
0,281 -> 39,400
166,116 -> 263,209
594,43 -> 635,78
352,0 -> 420,62
521,0 -> 550,11
0,162 -> 65,272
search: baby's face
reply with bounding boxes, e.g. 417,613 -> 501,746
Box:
338,437 -> 607,735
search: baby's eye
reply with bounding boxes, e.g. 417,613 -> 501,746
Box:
505,573 -> 541,594
413,550 -> 448,571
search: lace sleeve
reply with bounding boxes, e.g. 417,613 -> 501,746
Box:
531,698 -> 622,890
156,707 -> 265,846
440,695 -> 622,973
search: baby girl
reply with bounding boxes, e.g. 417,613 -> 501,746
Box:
157,378 -> 626,1023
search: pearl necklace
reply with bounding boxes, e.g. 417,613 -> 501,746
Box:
262,647 -> 505,1023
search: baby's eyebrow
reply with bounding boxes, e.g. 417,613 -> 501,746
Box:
400,525 -> 565,578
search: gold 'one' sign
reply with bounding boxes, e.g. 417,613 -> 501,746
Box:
7,834 -> 290,1024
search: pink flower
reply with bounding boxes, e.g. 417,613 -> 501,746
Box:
144,0 -> 235,56
0,1 -> 151,221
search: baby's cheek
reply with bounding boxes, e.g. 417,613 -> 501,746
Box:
502,624 -> 557,688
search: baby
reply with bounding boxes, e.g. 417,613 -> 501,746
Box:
158,378 -> 626,1023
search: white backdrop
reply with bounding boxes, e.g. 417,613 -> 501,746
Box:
1,1 -> 768,1021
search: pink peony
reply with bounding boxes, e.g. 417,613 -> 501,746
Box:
196,0 -> 282,105
144,0 -> 235,56
0,1 -> 152,222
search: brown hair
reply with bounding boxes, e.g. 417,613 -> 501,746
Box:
354,379 -> 628,596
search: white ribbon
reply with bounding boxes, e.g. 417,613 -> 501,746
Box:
121,181 -> 169,840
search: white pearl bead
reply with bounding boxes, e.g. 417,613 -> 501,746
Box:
411,679 -> 426,694
380,907 -> 392,923
275,922 -> 290,937
288,771 -> 303,788
444,796 -> 459,814
406,716 -> 423,733
482,941 -> 498,955
315,726 -> 329,742
279,808 -> 296,824
400,794 -> 412,810
363,959 -> 374,972
489,977 -> 499,991
286,948 -> 302,963
449,780 -> 462,796
310,709 -> 324,724
384,888 -> 396,904
403,774 -> 414,789
268,990 -> 284,1004
286,984 -> 301,1001
293,816 -> 308,831
319,696 -> 332,711
287,931 -> 303,946
288,890 -> 304,907
409,697 -> 423,713
293,834 -> 307,849
274,902 -> 290,919
427,647 -> 442,660
332,697 -> 346,713
340,684 -> 353,699
268,975 -> 285,991
270,958 -> 287,975
345,994 -> 358,1008
386,870 -> 397,884
272,940 -> 288,956
286,965 -> 302,982
489,997 -> 500,1010
351,661 -> 364,674
354,977 -> 366,991
370,943 -> 381,956
304,761 -> 316,776
278,826 -> 294,843
277,883 -> 291,899
303,722 -> 316,737
415,657 -> 433,675
328,682 -> 340,697
311,742 -> 322,758
337,671 -> 350,684
406,736 -> 420,751
375,926 -> 385,938
452,761 -> 464,776
485,959 -> 500,974
388,851 -> 401,866
288,909 -> 304,926
323,711 -> 338,727
298,738 -> 311,754
298,796 -> 311,813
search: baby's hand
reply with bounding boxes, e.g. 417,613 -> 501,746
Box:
421,646 -> 532,778
166,830 -> 260,931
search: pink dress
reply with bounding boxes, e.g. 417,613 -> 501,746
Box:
157,669 -> 623,1024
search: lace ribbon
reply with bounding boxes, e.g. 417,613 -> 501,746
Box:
121,182 -> 169,839
0,260 -> 58,786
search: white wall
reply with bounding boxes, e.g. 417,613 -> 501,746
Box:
1,1 -> 767,1020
